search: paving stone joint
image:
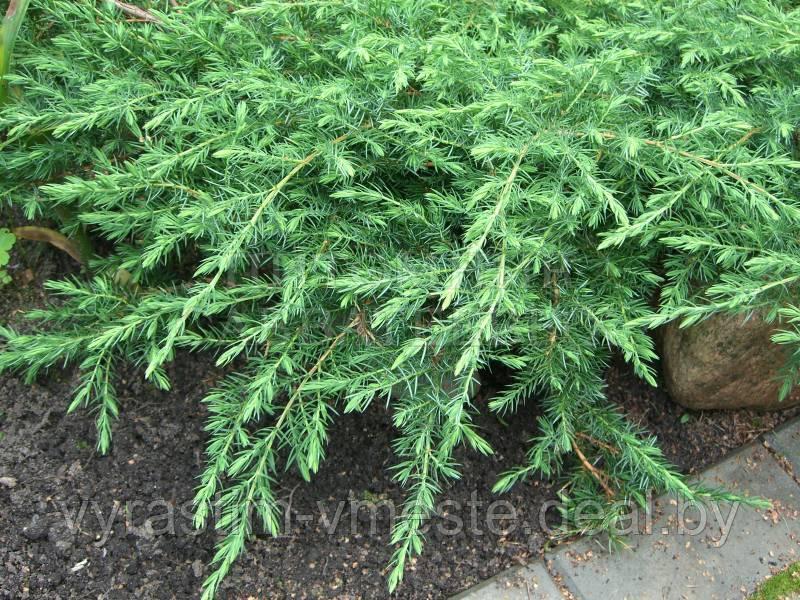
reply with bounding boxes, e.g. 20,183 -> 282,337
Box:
451,418 -> 800,600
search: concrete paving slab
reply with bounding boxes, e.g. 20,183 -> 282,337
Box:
548,444 -> 800,600
449,561 -> 563,599
766,417 -> 800,475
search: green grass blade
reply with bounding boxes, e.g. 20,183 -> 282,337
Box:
0,0 -> 31,103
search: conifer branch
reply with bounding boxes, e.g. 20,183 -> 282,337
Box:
201,316 -> 359,599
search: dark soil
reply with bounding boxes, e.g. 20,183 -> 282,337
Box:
608,361 -> 800,474
1,245 -> 797,599
0,247 -> 553,599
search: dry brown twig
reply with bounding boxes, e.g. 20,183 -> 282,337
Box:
571,439 -> 615,499
110,0 -> 161,24
576,431 -> 620,455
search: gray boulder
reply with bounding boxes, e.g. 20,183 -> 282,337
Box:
661,312 -> 800,411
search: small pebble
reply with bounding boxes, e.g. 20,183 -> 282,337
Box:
191,559 -> 204,578
22,515 -> 48,541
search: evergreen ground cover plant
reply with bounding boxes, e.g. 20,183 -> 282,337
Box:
0,0 -> 799,596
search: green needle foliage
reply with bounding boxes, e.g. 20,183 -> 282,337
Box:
1,0 -> 799,596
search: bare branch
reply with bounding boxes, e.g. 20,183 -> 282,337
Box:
110,0 -> 161,24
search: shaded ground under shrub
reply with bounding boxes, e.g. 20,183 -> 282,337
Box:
1,253 -> 796,599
